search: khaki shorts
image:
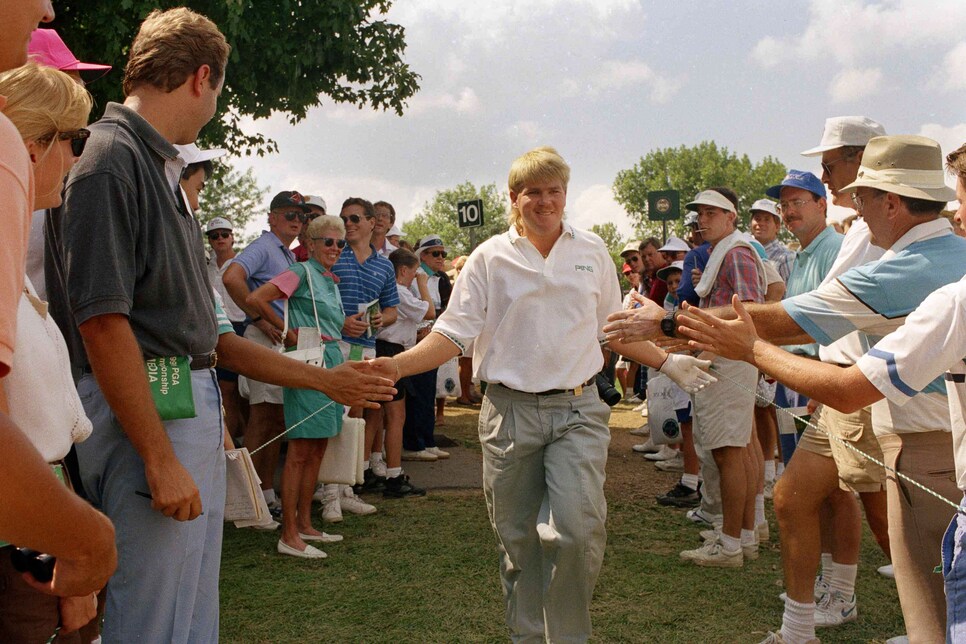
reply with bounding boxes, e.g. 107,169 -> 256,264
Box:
797,405 -> 885,493
692,357 -> 757,450
238,324 -> 284,405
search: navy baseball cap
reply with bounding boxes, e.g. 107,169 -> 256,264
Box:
765,170 -> 826,200
269,190 -> 310,211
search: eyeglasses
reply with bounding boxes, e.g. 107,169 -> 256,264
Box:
207,231 -> 231,240
280,210 -> 308,223
306,212 -> 321,221
40,128 -> 91,157
373,211 -> 392,220
821,151 -> 857,177
428,250 -> 447,258
341,214 -> 369,224
850,191 -> 883,213
776,198 -> 813,214
311,237 -> 347,248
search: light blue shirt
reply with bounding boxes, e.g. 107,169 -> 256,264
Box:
782,226 -> 843,357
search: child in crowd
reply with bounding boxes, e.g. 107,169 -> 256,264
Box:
374,249 -> 437,497
658,261 -> 683,312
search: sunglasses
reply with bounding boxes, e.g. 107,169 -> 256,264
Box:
41,128 -> 90,157
428,250 -> 447,258
311,237 -> 347,248
207,231 -> 231,240
340,213 -> 371,225
280,210 -> 308,223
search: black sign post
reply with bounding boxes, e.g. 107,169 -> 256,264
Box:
647,189 -> 681,244
457,198 -> 484,251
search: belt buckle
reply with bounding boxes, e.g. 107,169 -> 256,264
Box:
574,384 -> 583,396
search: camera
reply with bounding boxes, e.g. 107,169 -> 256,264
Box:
11,547 -> 55,583
595,373 -> 622,407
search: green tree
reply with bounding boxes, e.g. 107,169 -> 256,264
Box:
199,163 -> 269,246
591,222 -> 631,291
613,141 -> 788,240
53,1 -> 420,154
402,182 -> 509,257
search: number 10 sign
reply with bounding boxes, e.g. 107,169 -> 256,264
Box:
457,199 -> 484,229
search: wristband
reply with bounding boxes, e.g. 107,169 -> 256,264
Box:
251,315 -> 262,323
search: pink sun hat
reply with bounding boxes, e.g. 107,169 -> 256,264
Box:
28,29 -> 112,79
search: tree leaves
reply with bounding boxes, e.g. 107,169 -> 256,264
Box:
401,182 -> 510,257
52,0 -> 420,155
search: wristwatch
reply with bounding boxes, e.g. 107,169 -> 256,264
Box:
660,311 -> 678,338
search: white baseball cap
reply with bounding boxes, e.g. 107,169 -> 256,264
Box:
750,198 -> 780,219
683,211 -> 699,227
656,260 -> 685,282
205,217 -> 233,233
387,224 -> 402,237
620,240 -> 642,256
174,143 -> 227,165
658,236 -> 690,253
685,190 -> 736,213
304,195 -> 327,212
800,116 -> 886,157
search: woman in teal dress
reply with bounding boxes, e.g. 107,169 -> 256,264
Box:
249,215 -> 347,558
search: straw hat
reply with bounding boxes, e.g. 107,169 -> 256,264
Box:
841,135 -> 956,202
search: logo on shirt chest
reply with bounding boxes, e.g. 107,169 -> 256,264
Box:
575,264 -> 594,273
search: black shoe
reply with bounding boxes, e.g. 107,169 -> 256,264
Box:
656,483 -> 700,508
355,469 -> 386,495
268,501 -> 283,521
383,474 -> 426,498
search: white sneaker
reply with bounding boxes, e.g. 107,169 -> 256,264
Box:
686,508 -> 720,526
401,449 -> 438,461
763,479 -> 775,500
680,538 -> 743,568
644,445 -> 678,461
779,575 -> 830,604
629,424 -> 649,436
426,446 -> 450,459
632,438 -> 659,454
370,454 -> 388,478
626,394 -> 643,404
814,590 -> 857,627
654,454 -> 684,472
877,563 -> 894,578
633,401 -> 648,413
757,521 -> 770,542
340,487 -> 377,515
321,484 -> 342,523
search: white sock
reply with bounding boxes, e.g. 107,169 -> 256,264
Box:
755,494 -> 766,525
387,466 -> 402,478
262,488 -> 276,505
681,473 -> 700,491
828,562 -> 857,597
780,597 -> 816,644
740,528 -> 757,547
719,532 -> 741,553
364,461 -> 371,471
776,461 -> 785,477
820,552 -> 834,579
764,459 -> 776,482
370,453 -> 384,465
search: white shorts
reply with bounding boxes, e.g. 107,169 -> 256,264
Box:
239,324 -> 284,405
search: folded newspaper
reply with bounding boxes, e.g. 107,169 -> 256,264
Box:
225,447 -> 274,528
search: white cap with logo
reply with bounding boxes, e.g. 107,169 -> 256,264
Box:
800,116 -> 886,157
750,198 -> 780,219
205,217 -> 233,233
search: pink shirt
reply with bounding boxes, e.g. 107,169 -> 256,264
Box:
0,101 -> 34,377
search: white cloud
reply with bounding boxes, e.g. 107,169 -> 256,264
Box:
506,120 -> 549,145
828,67 -> 883,103
941,41 -> 966,91
568,184 -> 635,237
593,60 -> 683,104
751,0 -> 966,68
408,87 -> 482,115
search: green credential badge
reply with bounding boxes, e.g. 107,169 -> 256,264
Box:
146,356 -> 196,420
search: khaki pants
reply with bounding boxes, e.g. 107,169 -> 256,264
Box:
879,431 -> 958,644
480,383 -> 611,643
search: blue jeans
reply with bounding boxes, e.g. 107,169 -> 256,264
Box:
76,369 -> 225,643
943,496 -> 966,643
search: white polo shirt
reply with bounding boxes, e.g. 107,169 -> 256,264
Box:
857,277 -> 966,488
782,219 -> 966,435
432,222 -> 622,393
378,282 -> 429,349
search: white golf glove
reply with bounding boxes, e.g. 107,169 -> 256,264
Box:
659,353 -> 716,394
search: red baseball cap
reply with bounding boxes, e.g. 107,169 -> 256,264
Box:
28,29 -> 111,79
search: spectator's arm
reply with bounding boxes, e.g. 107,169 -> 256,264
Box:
0,411 -> 117,597
78,314 -> 202,521
415,272 -> 436,320
222,263 -> 257,318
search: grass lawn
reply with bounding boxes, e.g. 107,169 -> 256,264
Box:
220,401 -> 905,643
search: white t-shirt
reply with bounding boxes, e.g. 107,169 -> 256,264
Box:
378,282 -> 429,349
432,223 -> 622,393
208,256 -> 246,323
857,277 -> 966,487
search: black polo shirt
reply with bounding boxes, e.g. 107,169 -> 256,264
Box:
59,103 -> 216,367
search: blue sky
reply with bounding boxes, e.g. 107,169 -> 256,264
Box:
227,0 -> 966,238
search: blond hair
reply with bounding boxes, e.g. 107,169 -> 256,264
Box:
123,8 -> 230,95
0,61 -> 91,142
507,146 -> 570,233
307,214 -> 345,238
947,142 -> 966,181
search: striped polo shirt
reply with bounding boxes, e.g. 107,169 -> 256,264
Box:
332,244 -> 399,348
